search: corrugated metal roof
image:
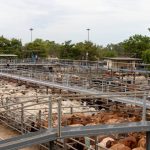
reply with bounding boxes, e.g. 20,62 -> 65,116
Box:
0,54 -> 17,57
106,57 -> 141,61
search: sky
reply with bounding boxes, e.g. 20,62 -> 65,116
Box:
0,0 -> 150,46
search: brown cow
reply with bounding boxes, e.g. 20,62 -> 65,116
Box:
110,143 -> 131,150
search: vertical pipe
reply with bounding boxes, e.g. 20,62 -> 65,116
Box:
46,87 -> 49,94
102,80 -> 103,92
67,74 -> 69,86
52,73 -> 54,83
146,131 -> 150,150
21,103 -> 24,134
48,97 -> 54,150
6,98 -> 9,123
1,96 -> 3,106
63,139 -> 67,150
48,97 -> 52,128
96,61 -> 98,73
38,110 -> 41,129
95,136 -> 98,150
57,98 -> 62,137
125,86 -> 127,93
70,107 -> 73,114
133,71 -> 135,84
107,98 -> 109,105
108,83 -> 109,92
49,141 -> 54,150
142,93 -> 147,122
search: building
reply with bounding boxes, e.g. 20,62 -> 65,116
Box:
106,57 -> 142,70
0,54 -> 17,64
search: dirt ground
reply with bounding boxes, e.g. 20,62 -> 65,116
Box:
0,124 -> 40,150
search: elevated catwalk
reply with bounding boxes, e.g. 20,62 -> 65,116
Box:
0,121 -> 150,150
0,72 -> 150,108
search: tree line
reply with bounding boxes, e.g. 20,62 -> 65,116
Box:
0,34 -> 150,63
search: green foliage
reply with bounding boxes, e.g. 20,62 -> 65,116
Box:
106,43 -> 125,56
1,33 -> 150,61
122,34 -> 150,58
59,40 -> 99,61
74,41 -> 99,61
23,39 -> 61,58
0,36 -> 22,57
24,39 -> 48,58
98,49 -> 118,59
142,49 -> 150,63
60,40 -> 80,59
44,40 -> 61,58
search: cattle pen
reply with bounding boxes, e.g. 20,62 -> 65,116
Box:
0,58 -> 150,150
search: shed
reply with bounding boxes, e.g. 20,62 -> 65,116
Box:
106,57 -> 142,70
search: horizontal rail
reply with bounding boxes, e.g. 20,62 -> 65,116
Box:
0,121 -> 150,150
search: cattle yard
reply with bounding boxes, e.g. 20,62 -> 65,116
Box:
0,59 -> 150,150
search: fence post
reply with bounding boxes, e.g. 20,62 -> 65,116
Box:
48,96 -> 54,150
48,96 -> 52,128
46,87 -> 49,95
95,136 -> 98,150
142,92 -> 147,122
38,110 -> 41,129
21,103 -> 24,134
57,98 -> 62,137
67,74 -> 69,86
70,107 -> 73,114
146,131 -> 150,150
63,139 -> 67,150
102,81 -> 103,92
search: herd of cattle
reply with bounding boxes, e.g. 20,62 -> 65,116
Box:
36,111 -> 146,150
0,79 -> 147,150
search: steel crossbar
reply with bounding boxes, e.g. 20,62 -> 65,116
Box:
0,121 -> 150,150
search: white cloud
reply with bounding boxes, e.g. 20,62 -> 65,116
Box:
0,0 -> 150,45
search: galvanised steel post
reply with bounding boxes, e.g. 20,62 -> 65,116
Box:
38,110 -> 41,129
57,98 -> 62,137
86,28 -> 90,42
102,80 -> 103,92
21,103 -> 24,134
95,136 -> 98,150
142,92 -> 147,122
29,28 -> 33,42
146,131 -> 150,150
48,97 -> 52,128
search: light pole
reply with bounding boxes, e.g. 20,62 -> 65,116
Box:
85,29 -> 90,65
85,28 -> 90,65
29,28 -> 33,42
86,28 -> 90,42
86,52 -> 89,66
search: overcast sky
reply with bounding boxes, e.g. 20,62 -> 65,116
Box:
0,0 -> 150,45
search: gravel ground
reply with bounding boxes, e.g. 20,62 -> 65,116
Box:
0,124 -> 40,150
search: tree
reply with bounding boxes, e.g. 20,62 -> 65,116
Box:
44,40 -> 61,58
0,36 -> 11,53
24,39 -> 48,58
142,49 -> 150,63
122,34 -> 150,58
0,36 -> 22,57
98,48 -> 118,60
75,41 -> 99,61
10,38 -> 22,57
106,43 -> 125,56
60,40 -> 81,59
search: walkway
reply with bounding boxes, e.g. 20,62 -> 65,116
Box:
0,121 -> 150,150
